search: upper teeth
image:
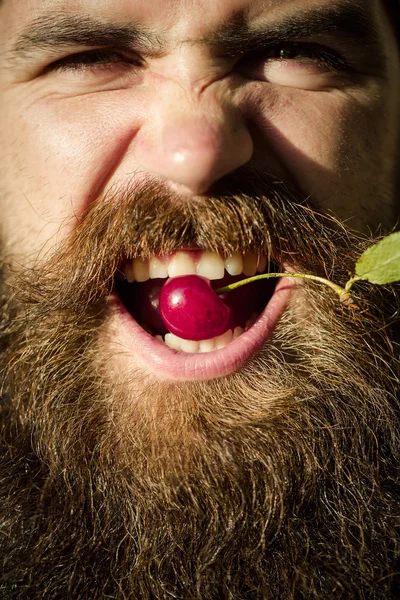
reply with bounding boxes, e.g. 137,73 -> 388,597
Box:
122,251 -> 268,283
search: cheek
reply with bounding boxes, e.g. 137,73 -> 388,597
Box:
0,89 -> 146,258
250,87 -> 352,178
246,82 -> 395,226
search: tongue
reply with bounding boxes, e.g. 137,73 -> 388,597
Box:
123,278 -> 169,336
118,274 -> 271,340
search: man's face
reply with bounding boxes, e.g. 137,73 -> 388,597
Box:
1,0 -> 400,238
0,0 -> 400,598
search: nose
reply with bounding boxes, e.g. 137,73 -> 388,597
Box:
134,95 -> 254,194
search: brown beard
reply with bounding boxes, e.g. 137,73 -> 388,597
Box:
0,169 -> 399,599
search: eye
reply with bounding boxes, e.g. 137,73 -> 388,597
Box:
236,43 -> 351,88
44,48 -> 140,74
264,44 -> 347,70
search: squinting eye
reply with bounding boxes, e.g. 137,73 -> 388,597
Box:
236,43 -> 350,87
265,45 -> 341,66
45,48 -> 139,74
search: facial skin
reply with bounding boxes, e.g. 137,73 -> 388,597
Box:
0,0 -> 399,598
0,0 -> 399,256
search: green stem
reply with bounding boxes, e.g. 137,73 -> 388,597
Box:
344,275 -> 362,292
216,272 -> 350,300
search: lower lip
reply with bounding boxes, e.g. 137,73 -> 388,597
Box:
110,278 -> 295,381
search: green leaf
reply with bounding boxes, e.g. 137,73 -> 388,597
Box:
355,231 -> 400,285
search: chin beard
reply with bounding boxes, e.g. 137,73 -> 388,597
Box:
0,171 -> 399,599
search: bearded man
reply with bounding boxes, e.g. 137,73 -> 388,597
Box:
0,0 -> 399,598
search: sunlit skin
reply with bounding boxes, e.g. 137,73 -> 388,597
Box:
1,0 -> 399,256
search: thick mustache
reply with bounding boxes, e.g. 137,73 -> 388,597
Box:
80,167 -> 348,261
15,168 -> 358,314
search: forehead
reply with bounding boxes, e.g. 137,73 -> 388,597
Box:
0,0 -> 396,72
0,0 -> 386,36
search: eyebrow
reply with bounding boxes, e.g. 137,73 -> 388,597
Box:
6,2 -> 385,68
7,14 -> 166,63
205,2 -> 384,62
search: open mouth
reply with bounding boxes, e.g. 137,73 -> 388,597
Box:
115,249 -> 279,354
111,248 -> 294,379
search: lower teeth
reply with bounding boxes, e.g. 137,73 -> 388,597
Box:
154,312 -> 260,354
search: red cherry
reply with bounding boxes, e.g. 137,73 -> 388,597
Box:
159,275 -> 232,341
